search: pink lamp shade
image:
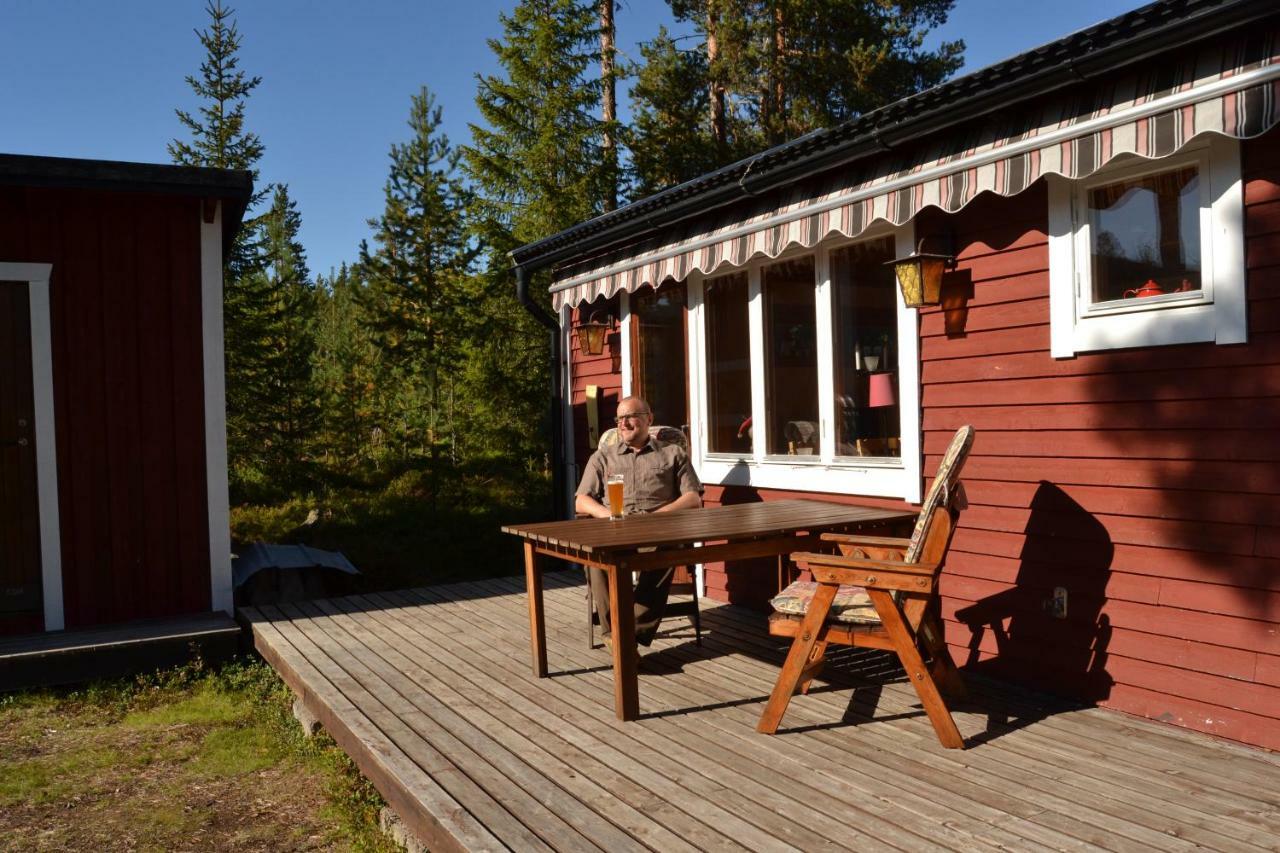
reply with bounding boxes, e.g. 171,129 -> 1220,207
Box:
867,372 -> 897,408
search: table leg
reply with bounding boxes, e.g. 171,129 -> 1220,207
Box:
524,542 -> 547,677
607,564 -> 639,720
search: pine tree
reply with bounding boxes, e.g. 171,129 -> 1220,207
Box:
360,87 -> 477,504
463,0 -> 611,463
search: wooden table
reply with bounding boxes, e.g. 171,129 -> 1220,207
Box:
501,499 -> 916,720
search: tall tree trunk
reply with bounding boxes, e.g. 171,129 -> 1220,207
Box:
707,4 -> 726,153
600,0 -> 617,211
768,2 -> 786,145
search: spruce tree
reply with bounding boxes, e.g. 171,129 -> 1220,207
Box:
632,0 -> 965,183
625,27 -> 719,196
313,264 -> 381,472
259,184 -> 319,485
168,0 -> 265,280
360,87 -> 477,503
463,0 -> 609,464
170,0 -> 291,499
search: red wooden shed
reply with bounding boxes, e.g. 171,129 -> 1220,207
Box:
0,153 -> 250,640
512,0 -> 1280,751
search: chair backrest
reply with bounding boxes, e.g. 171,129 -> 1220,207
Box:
903,426 -> 975,563
598,425 -> 689,453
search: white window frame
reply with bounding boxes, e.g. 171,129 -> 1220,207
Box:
681,223 -> 922,501
1049,134 -> 1246,358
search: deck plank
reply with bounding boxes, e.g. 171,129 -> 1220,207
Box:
242,576 -> 1280,853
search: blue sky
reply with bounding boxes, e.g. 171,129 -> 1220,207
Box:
1,1 -> 1136,278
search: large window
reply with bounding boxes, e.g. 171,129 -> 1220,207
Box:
703,272 -> 751,454
831,238 -> 900,458
629,283 -> 688,431
686,227 -> 922,501
1049,135 -> 1246,357
762,258 -> 819,456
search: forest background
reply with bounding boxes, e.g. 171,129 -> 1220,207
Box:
175,0 -> 971,590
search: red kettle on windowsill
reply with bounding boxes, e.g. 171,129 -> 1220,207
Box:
1123,279 -> 1165,298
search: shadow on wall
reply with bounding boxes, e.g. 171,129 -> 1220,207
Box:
715,477 -> 776,609
956,481 -> 1115,703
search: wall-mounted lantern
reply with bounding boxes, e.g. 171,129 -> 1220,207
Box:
886,237 -> 956,308
578,310 -> 612,355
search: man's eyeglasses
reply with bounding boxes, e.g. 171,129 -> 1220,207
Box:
615,411 -> 650,424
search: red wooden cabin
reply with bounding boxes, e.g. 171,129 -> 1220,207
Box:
512,0 -> 1280,751
0,154 -> 250,639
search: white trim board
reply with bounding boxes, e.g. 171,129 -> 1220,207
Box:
200,204 -> 234,615
1,262 -> 63,632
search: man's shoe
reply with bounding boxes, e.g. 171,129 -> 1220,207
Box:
602,635 -> 641,666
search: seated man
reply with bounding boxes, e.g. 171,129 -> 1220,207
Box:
575,396 -> 702,649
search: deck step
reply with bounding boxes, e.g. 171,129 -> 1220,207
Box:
0,612 -> 242,691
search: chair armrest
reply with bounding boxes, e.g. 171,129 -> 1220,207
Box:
791,551 -> 940,593
819,533 -> 911,547
818,533 -> 910,560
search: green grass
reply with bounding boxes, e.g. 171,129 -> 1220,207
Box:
1,656 -> 402,851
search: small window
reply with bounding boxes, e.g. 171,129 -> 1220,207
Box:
704,272 -> 751,454
1049,135 -> 1246,357
1086,165 -> 1201,305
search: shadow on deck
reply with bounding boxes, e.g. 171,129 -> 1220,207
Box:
240,571 -> 1280,853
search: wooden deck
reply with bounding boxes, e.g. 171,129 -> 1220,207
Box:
242,572 -> 1280,853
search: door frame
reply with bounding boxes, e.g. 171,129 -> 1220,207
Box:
1,263 -> 62,631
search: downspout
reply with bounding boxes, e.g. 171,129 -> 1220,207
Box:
515,264 -> 566,519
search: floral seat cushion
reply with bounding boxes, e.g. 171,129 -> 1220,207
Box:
770,580 -> 881,625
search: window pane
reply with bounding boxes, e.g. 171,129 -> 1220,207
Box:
1089,165 -> 1201,303
831,239 -> 901,458
763,257 -> 819,456
705,272 -> 751,454
630,283 -> 688,431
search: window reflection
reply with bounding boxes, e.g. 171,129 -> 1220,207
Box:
704,272 -> 751,454
630,283 -> 688,431
762,257 -> 819,456
831,239 -> 900,458
1089,165 -> 1201,303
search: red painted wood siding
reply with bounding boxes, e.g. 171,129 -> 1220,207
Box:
0,186 -> 211,630
913,133 -> 1280,751
568,299 -> 623,476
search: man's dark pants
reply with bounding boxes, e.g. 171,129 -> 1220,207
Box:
588,566 -> 675,646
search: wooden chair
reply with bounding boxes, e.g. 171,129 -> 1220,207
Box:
757,425 -> 975,748
584,425 -> 702,649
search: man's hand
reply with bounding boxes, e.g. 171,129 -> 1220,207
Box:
654,491 -> 702,513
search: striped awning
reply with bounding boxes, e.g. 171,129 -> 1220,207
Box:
551,31 -> 1279,312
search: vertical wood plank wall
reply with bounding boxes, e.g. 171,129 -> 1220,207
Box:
0,186 -> 212,630
564,132 -> 1280,750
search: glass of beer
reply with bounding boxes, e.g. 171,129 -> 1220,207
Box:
606,473 -> 625,520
